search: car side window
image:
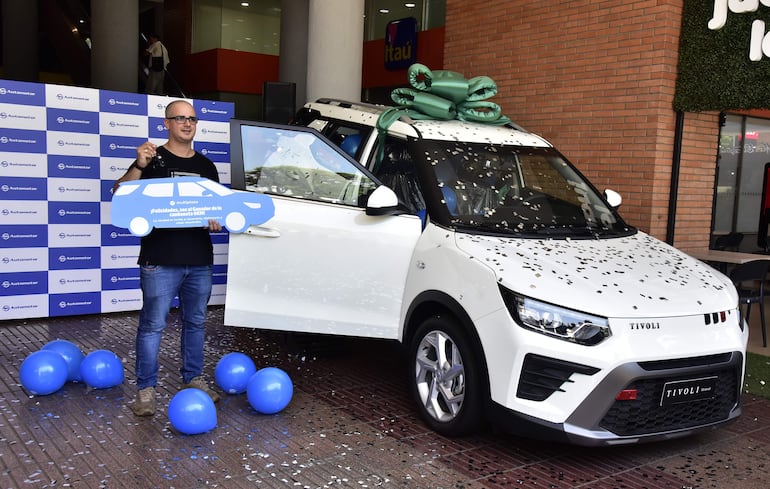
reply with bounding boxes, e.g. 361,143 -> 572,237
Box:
238,125 -> 376,206
319,123 -> 370,161
371,137 -> 426,215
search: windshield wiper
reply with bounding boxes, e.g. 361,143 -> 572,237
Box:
523,225 -> 603,238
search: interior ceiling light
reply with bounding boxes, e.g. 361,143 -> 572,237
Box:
379,9 -> 390,13
241,2 -> 249,6
405,3 -> 416,7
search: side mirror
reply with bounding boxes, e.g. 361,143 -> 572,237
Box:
366,185 -> 400,216
604,189 -> 622,209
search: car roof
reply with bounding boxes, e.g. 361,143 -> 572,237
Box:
306,99 -> 552,148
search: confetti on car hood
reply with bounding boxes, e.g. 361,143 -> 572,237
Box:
456,232 -> 737,318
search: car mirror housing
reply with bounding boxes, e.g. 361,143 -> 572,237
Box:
604,188 -> 622,208
366,185 -> 400,216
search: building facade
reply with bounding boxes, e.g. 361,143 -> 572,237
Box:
4,0 -> 769,253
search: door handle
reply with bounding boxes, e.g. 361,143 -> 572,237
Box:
244,226 -> 280,238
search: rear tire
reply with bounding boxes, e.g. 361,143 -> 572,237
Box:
129,217 -> 150,236
407,314 -> 484,436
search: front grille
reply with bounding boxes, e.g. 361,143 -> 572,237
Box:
599,366 -> 739,436
517,354 -> 599,401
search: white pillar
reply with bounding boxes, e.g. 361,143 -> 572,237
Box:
306,0 -> 364,103
91,0 -> 139,92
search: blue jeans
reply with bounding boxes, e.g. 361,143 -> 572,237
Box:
136,265 -> 213,389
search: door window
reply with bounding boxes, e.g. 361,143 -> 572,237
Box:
231,123 -> 376,206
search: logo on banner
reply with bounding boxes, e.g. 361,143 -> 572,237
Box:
0,104 -> 45,130
195,102 -> 235,122
0,177 -> 47,200
48,202 -> 99,224
48,247 -> 100,270
100,135 -> 146,158
49,292 -> 101,317
0,225 -> 47,248
46,84 -> 99,111
100,112 -> 147,138
99,90 -> 146,114
48,155 -> 100,179
0,128 -> 46,153
0,80 -> 45,106
47,177 -> 100,203
101,269 -> 140,290
47,108 -> 99,133
196,142 -> 231,162
0,153 -> 46,178
0,271 -> 47,296
197,122 -> 230,143
49,224 -> 100,247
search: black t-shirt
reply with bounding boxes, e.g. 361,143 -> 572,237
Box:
137,146 -> 220,266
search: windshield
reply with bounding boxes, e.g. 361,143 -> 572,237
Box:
419,141 -> 635,238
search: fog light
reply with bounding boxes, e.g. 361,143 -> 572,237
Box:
616,389 -> 637,401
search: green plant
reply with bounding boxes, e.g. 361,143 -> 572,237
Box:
744,352 -> 770,399
675,0 -> 770,111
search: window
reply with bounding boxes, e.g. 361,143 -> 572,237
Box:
234,123 -> 375,206
715,114 -> 770,248
192,0 -> 281,55
364,0 -> 445,41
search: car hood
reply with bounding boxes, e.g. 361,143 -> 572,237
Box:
455,232 -> 737,318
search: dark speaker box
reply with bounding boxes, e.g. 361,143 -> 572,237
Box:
262,82 -> 297,124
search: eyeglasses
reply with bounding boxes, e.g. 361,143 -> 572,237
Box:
166,115 -> 198,124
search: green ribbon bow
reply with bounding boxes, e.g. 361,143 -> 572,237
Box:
375,64 -> 511,167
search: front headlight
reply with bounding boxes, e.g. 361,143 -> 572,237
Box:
500,286 -> 611,346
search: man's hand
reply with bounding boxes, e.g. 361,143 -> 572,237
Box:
207,219 -> 223,232
136,142 -> 158,169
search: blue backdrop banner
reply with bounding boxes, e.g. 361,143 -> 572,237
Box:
0,81 -> 234,320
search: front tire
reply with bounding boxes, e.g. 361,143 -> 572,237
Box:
408,315 -> 484,436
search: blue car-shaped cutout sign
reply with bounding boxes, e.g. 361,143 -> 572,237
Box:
111,176 -> 275,236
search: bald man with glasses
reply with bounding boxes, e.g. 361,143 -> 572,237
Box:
113,99 -> 222,416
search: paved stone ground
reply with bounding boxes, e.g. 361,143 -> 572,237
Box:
1,306 -> 769,488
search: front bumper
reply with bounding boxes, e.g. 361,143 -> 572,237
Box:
488,350 -> 743,446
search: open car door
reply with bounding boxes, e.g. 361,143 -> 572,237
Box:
224,121 -> 422,339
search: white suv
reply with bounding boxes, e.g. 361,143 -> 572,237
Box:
225,99 -> 747,446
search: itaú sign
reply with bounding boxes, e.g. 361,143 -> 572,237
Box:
385,17 -> 417,70
709,0 -> 770,60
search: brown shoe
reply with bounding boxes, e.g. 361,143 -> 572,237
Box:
132,386 -> 156,416
183,376 -> 221,403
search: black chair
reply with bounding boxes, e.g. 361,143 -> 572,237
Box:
714,231 -> 744,251
730,259 -> 770,347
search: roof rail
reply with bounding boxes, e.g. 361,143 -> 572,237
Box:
313,98 -> 388,112
313,97 -> 523,130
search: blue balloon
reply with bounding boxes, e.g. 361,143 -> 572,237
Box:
168,388 -> 217,435
247,367 -> 293,414
340,133 -> 361,158
42,339 -> 84,382
215,352 -> 257,395
80,350 -> 124,389
20,350 -> 68,395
